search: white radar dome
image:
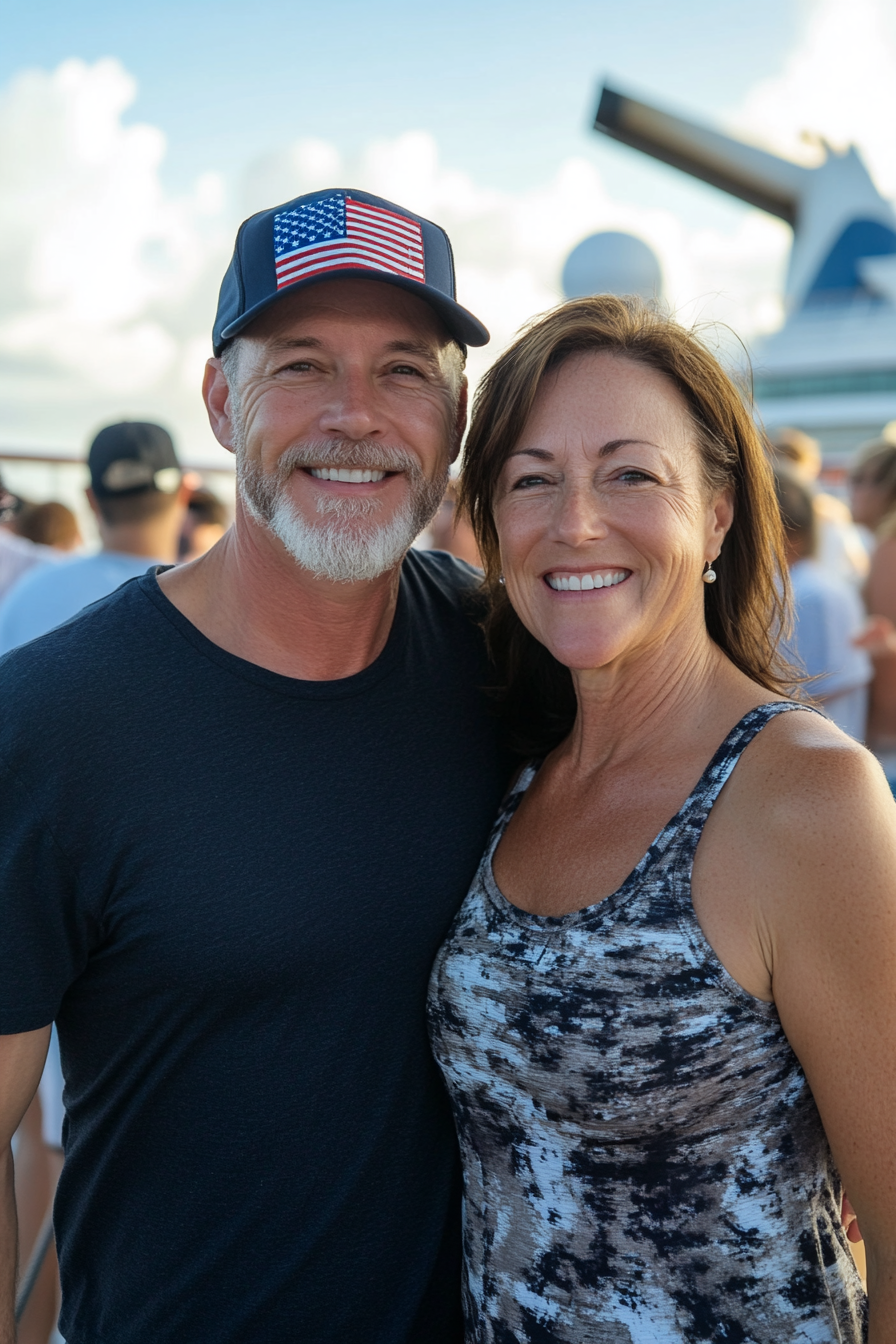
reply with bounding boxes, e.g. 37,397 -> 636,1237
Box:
561,231 -> 663,302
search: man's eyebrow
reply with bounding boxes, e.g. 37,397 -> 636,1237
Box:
265,337 -> 441,363
268,336 -> 323,352
383,338 -> 442,363
507,439 -> 656,462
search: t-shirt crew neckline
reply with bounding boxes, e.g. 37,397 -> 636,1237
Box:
137,566 -> 409,700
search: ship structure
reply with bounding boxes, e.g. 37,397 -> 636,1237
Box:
594,85 -> 896,464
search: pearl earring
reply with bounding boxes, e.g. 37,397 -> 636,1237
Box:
498,575 -> 506,586
702,560 -> 717,584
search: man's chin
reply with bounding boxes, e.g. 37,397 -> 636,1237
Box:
268,505 -> 418,584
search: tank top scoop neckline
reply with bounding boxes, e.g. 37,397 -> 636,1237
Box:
482,700 -> 813,933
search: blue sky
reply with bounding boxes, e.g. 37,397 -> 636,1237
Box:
2,0 -> 799,223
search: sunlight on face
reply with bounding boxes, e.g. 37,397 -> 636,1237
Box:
492,350 -> 731,673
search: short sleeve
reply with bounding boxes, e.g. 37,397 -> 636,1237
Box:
0,755 -> 95,1032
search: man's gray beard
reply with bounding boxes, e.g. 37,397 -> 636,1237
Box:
235,432 -> 449,583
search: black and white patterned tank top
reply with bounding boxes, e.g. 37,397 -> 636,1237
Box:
428,702 -> 867,1343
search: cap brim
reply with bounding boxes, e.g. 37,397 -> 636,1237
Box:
217,268 -> 489,354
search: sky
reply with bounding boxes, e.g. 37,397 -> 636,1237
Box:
1,0 -> 895,466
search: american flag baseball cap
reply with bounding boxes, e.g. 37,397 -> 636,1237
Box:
212,188 -> 489,355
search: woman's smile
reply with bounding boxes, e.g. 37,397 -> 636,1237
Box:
543,568 -> 630,592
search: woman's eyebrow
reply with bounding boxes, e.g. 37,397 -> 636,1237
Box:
507,439 -> 657,462
599,438 -> 657,457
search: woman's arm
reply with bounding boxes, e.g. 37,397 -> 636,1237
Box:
759,735 -> 896,1340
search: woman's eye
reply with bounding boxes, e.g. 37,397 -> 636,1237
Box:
617,469 -> 652,483
511,474 -> 549,490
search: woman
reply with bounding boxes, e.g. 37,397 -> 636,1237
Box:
427,297 -> 896,1342
849,437 -> 896,765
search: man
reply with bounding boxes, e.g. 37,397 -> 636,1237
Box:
0,189 -> 511,1344
0,422 -> 188,652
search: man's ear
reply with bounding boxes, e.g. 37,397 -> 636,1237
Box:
85,487 -> 101,520
203,358 -> 236,454
451,378 -> 469,465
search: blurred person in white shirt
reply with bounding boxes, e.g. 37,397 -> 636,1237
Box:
775,468 -> 871,741
768,427 -> 869,586
0,478 -> 60,601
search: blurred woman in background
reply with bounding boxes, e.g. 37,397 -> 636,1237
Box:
11,500 -> 82,552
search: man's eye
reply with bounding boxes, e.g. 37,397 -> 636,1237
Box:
391,364 -> 423,377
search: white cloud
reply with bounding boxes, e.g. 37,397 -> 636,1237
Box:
732,0 -> 896,197
0,57 -> 229,456
0,2 -> 894,463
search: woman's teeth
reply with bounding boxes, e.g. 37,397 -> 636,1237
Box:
546,570 -> 628,592
310,468 -> 387,483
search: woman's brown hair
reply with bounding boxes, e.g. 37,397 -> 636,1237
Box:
459,295 -> 793,755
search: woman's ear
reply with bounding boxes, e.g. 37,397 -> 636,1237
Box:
708,488 -> 734,554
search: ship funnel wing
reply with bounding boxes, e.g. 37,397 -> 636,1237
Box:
593,83 -> 896,312
595,85 -> 809,226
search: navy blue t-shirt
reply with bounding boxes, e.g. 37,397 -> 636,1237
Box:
0,551 -> 512,1344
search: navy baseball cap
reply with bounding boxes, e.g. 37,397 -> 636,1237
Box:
89,422 -> 181,499
212,188 -> 489,355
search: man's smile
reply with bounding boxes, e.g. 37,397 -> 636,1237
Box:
309,467 -> 389,483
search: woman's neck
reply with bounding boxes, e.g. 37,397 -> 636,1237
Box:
562,622 -> 756,777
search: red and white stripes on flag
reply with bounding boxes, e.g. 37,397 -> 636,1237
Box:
274,197 -> 425,291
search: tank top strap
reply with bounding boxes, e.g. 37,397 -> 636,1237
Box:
670,701 -> 816,866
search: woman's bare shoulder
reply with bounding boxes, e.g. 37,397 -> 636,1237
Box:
723,706 -> 896,911
732,707 -> 887,828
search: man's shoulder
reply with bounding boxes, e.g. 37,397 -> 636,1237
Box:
402,547 -> 485,615
0,575 -> 156,704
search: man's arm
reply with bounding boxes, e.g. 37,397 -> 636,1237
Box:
0,1028 -> 51,1344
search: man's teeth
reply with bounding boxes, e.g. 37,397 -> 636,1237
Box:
546,570 -> 628,592
309,467 -> 387,483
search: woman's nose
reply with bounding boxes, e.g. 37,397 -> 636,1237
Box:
553,483 -> 609,546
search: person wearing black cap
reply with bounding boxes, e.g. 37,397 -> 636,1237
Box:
0,190 -> 508,1344
0,421 -> 188,653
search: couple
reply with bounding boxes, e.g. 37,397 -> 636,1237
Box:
0,188 -> 892,1344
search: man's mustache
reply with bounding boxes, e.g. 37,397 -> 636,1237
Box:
275,440 -> 424,482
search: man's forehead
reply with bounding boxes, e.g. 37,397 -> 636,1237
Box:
245,279 -> 452,352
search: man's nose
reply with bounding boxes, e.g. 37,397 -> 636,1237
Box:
319,371 -> 382,441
